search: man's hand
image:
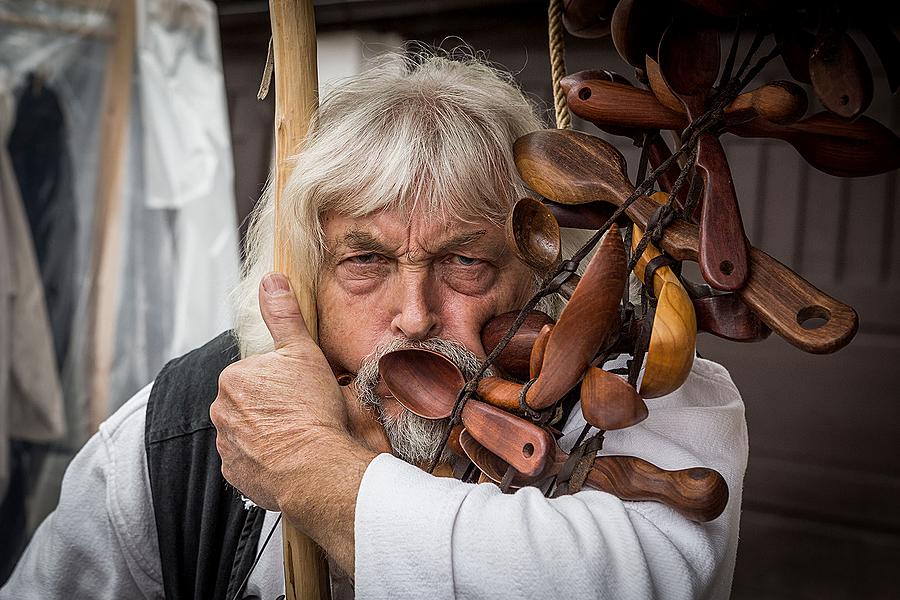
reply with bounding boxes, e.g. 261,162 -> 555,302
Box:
211,272 -> 353,510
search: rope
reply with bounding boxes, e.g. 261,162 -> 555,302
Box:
548,0 -> 571,129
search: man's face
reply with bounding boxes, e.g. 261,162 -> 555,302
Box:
317,207 -> 535,420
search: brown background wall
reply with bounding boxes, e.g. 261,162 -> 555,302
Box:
216,2 -> 900,597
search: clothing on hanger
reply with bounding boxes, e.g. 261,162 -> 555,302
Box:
7,72 -> 76,370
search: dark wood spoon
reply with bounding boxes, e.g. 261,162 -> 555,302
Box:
611,0 -> 669,67
729,112 -> 900,178
659,21 -> 749,292
561,71 -> 690,211
809,27 -> 874,119
562,0 -> 616,38
480,309 -> 554,381
513,128 -> 859,354
378,348 -> 554,477
459,430 -> 729,522
525,225 -> 627,410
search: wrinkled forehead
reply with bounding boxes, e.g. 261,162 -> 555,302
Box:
322,207 -> 510,256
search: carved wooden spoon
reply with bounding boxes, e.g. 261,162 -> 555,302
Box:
480,309 -> 554,381
659,21 -> 749,292
513,128 -> 858,354
459,430 -> 728,522
524,224 -> 627,410
379,348 -> 554,477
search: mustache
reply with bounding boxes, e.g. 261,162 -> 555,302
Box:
351,337 -> 491,465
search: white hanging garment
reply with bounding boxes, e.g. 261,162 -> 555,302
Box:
105,0 -> 240,413
0,70 -> 65,499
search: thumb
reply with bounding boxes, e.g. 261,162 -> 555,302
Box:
259,272 -> 312,351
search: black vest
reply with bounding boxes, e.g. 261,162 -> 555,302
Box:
145,331 -> 265,600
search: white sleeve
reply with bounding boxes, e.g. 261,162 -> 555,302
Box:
0,384 -> 164,600
354,358 -> 748,600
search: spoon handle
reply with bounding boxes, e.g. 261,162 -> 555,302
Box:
460,400 -> 554,478
695,133 -> 750,291
587,455 -> 729,522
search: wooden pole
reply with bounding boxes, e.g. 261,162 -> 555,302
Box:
88,0 -> 135,433
268,1 -> 330,598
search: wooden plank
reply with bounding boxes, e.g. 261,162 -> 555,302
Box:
88,0 -> 135,433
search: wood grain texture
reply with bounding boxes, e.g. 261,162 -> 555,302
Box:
694,132 -> 751,291
565,80 -> 899,178
646,57 -> 807,126
631,219 -> 697,398
580,366 -> 648,430
506,197 -> 561,270
526,226 -> 627,409
480,310 -> 555,381
659,23 -> 749,292
460,401 -> 554,478
476,377 -> 526,413
379,348 -> 464,419
640,282 -> 697,398
530,323 -> 553,379
379,348 -> 553,478
268,3 -> 330,596
513,129 -> 858,354
587,455 -> 729,522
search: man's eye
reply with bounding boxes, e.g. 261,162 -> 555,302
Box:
452,255 -> 480,266
348,253 -> 381,265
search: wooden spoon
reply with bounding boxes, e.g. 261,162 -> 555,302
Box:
525,225 -> 627,410
513,128 -> 859,354
611,0 -> 668,67
809,28 -> 874,119
728,112 -> 900,179
506,197 -> 562,271
506,198 -> 578,297
632,207 -> 697,398
645,57 -> 808,126
562,0 -> 616,38
378,348 -> 554,477
580,366 -> 649,430
776,24 -> 814,84
659,22 -> 749,292
480,309 -> 555,381
693,292 -> 771,343
561,71 -> 689,210
460,430 -> 728,522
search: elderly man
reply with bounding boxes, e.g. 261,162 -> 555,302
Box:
1,53 -> 748,599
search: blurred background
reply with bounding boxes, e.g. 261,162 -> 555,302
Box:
0,0 -> 898,597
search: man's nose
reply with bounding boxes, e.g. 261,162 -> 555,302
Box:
390,268 -> 440,340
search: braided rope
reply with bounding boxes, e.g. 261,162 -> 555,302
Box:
548,0 -> 571,129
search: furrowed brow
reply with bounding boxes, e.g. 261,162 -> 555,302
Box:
431,230 -> 488,253
341,230 -> 389,254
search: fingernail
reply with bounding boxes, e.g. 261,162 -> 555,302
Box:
262,273 -> 291,296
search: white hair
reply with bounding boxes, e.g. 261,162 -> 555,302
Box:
233,48 -> 595,358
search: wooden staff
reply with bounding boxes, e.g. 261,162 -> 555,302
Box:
268,1 -> 330,598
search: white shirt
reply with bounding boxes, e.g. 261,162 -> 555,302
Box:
0,356 -> 748,600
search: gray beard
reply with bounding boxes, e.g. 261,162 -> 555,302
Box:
352,337 -> 490,466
